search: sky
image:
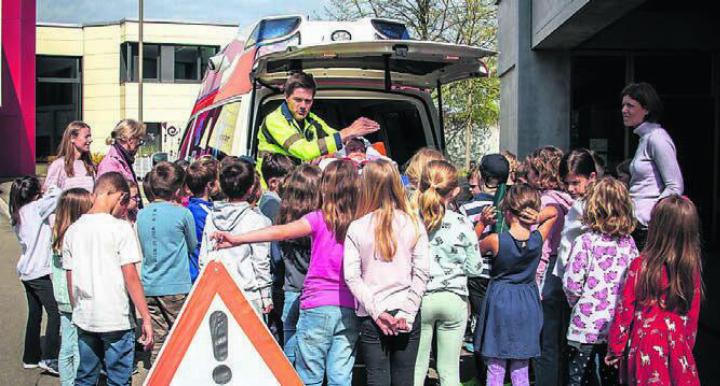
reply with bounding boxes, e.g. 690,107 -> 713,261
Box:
38,0 -> 331,28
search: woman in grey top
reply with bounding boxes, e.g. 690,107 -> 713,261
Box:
621,82 -> 683,249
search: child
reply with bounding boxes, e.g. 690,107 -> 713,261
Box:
553,149 -> 602,279
275,164 -> 322,363
51,188 -> 93,386
185,158 -> 219,283
259,153 -> 296,221
112,179 -> 140,223
62,172 -> 153,385
606,195 -> 702,385
562,177 -> 638,385
344,159 -> 430,386
526,146 -> 573,386
10,176 -> 61,374
402,147 -> 445,196
474,184 -> 558,386
212,160 -> 360,385
199,158 -> 273,314
136,162 -> 197,363
43,121 -> 96,192
413,160 -> 483,386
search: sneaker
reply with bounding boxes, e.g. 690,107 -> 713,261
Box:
22,362 -> 39,369
38,359 -> 59,376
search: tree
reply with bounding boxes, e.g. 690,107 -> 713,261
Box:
324,0 -> 500,168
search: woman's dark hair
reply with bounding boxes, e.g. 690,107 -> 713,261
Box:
284,71 -> 317,97
559,148 -> 604,180
621,82 -> 663,123
9,176 -> 42,226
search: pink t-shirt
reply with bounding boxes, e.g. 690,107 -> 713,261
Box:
300,210 -> 355,310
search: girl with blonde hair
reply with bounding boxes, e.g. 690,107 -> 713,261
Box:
413,160 -> 483,386
212,159 -> 362,385
343,159 -> 430,386
44,121 -> 96,192
51,188 -> 93,386
403,147 -> 444,197
561,177 -> 638,385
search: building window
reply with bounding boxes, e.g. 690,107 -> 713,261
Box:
121,42 -> 218,83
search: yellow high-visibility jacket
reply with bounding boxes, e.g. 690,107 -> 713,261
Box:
256,102 -> 342,175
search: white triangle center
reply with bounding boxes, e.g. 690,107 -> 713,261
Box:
170,295 -> 280,386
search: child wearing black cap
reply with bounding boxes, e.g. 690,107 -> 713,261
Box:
459,153 -> 510,383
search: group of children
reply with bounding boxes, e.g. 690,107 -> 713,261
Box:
10,141 -> 703,386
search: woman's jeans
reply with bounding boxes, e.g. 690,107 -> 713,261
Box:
59,312 -> 79,386
75,328 -> 135,386
360,310 -> 421,386
295,306 -> 359,386
22,275 -> 60,364
414,292 -> 468,386
281,290 -> 301,364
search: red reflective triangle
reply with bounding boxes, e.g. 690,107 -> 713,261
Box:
144,260 -> 302,386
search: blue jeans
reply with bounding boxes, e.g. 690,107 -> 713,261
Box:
75,329 -> 135,386
59,312 -> 79,386
281,290 -> 301,364
295,306 -> 359,386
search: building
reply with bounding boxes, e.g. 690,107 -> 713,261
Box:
35,19 -> 237,161
0,0 -> 36,176
498,1 -> 718,381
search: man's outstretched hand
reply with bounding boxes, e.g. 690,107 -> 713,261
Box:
340,117 -> 380,142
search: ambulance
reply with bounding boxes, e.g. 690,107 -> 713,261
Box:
175,15 -> 494,166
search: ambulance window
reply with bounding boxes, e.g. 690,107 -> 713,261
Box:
245,17 -> 301,48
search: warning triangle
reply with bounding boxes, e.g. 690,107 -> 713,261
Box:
144,260 -> 302,386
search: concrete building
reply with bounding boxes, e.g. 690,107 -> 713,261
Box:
498,1 -> 718,381
35,19 -> 237,160
498,0 -> 719,244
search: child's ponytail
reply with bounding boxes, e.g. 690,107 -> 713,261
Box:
417,160 -> 459,233
9,176 -> 41,227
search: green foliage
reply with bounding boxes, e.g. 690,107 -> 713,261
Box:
324,0 -> 500,167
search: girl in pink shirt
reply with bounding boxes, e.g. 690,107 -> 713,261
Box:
343,159 -> 430,386
212,159 -> 361,386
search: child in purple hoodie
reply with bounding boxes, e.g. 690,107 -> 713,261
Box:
526,146 -> 573,386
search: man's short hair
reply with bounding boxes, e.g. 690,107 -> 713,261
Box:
261,153 -> 296,181
94,171 -> 130,195
219,158 -> 256,200
186,159 -> 219,196
147,161 -> 186,200
284,71 -> 317,97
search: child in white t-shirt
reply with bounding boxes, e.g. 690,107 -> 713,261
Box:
63,172 -> 153,386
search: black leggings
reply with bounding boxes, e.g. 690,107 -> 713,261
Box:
22,275 -> 60,363
359,311 -> 421,386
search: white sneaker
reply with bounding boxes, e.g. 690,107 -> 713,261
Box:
38,359 -> 59,376
22,362 -> 39,369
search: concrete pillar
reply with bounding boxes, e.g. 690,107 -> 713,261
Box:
0,0 -> 36,176
498,0 -> 570,157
